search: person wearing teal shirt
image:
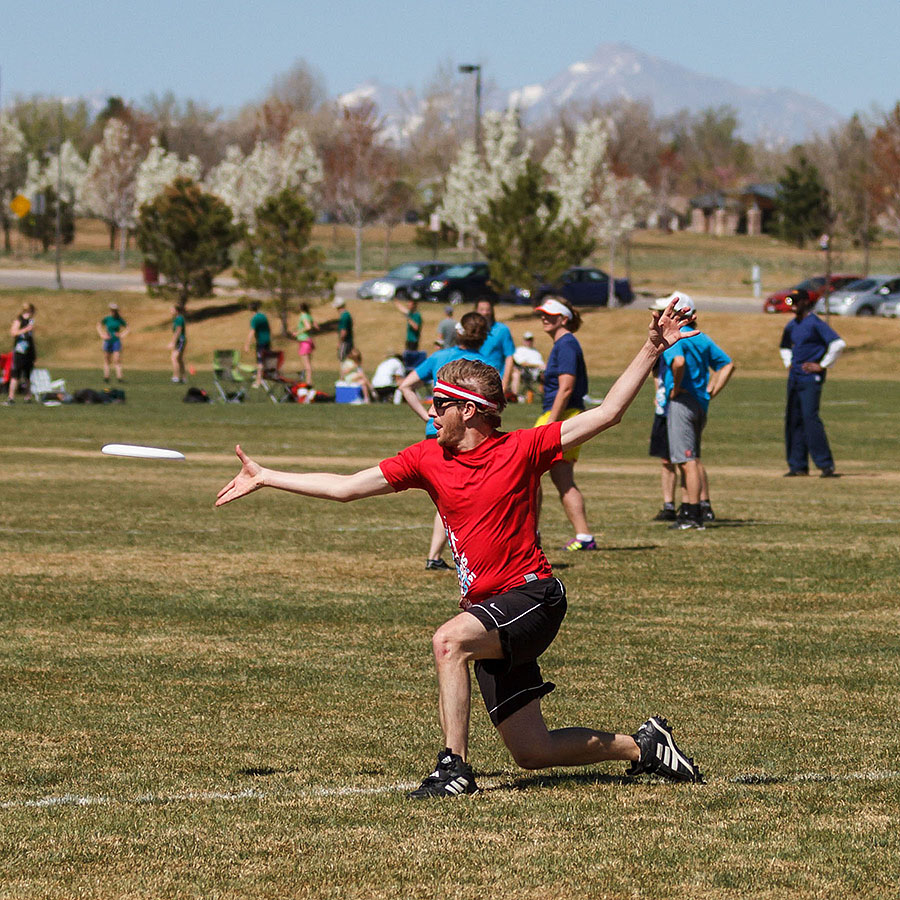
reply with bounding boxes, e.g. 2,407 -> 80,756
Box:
333,298 -> 353,361
244,301 -> 272,388
395,298 -> 423,351
97,302 -> 129,382
169,304 -> 187,383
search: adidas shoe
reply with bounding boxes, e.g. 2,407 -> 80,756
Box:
564,538 -> 598,551
626,716 -> 703,783
407,748 -> 478,798
425,557 -> 452,571
653,507 -> 677,522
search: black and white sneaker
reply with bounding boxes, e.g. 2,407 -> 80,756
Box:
700,502 -> 715,522
407,748 -> 478,798
425,557 -> 452,570
626,716 -> 703,783
653,507 -> 677,522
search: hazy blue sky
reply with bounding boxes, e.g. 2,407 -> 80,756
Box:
2,0 -> 896,117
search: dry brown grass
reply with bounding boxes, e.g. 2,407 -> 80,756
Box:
3,288 -> 899,380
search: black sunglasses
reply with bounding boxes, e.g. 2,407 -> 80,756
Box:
432,397 -> 467,413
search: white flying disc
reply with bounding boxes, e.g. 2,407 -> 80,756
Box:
101,443 -> 185,460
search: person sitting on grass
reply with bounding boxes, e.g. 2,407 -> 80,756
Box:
216,298 -> 704,798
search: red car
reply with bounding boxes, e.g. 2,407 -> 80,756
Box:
763,274 -> 860,313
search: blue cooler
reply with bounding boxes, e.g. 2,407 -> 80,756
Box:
335,382 -> 364,404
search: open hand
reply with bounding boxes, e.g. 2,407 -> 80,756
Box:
215,444 -> 263,507
649,298 -> 699,351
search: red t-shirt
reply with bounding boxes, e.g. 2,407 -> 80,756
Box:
379,422 -> 563,605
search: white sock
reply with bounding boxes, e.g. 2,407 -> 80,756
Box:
576,533 -> 593,542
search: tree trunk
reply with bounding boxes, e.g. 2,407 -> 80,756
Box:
383,224 -> 392,270
118,225 -> 127,268
607,239 -> 617,308
2,220 -> 10,252
108,222 -> 116,251
354,213 -> 363,277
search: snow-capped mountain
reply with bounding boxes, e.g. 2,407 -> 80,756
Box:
341,43 -> 843,147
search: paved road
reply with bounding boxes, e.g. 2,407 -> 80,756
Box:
0,267 -> 762,313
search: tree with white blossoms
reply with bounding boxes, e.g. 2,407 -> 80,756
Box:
204,125 -> 322,229
134,137 -> 202,213
544,117 -> 651,305
0,115 -> 27,251
437,108 -> 531,247
23,139 -> 87,212
79,119 -> 143,267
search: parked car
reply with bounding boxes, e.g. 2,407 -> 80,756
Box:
357,261 -> 452,301
815,275 -> 900,316
505,267 -> 634,306
878,296 -> 900,317
409,262 -> 496,304
763,274 -> 860,313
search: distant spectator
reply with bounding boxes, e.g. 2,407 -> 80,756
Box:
511,330 -> 544,401
4,303 -> 36,405
293,302 -> 319,385
438,305 -> 457,348
779,288 -> 845,477
333,298 -> 354,361
97,302 -> 129,383
244,300 -> 271,389
340,348 -> 372,403
476,297 -> 515,392
371,352 -> 405,403
169,304 -> 187,384
396,298 -> 423,351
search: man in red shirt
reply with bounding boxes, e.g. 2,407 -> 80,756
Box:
216,298 -> 703,796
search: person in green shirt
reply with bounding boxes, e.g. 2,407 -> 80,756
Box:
168,304 -> 187,383
396,298 -> 422,351
333,298 -> 353,361
244,301 -> 272,388
97,302 -> 129,383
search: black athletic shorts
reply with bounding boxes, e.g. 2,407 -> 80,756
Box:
467,576 -> 567,726
10,353 -> 34,381
648,412 -> 670,460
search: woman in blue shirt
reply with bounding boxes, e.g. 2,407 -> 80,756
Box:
533,297 -> 596,551
399,311 -> 491,569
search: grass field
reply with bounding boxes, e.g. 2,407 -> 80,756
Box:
1,327 -> 899,898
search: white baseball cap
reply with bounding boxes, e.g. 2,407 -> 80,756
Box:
332,297 -> 346,308
534,298 -> 572,319
651,291 -> 696,314
523,331 -> 534,339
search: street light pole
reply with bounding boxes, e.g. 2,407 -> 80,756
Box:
458,64 -> 482,157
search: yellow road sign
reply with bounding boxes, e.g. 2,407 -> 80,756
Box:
10,194 -> 30,218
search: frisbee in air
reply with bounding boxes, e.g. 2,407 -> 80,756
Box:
101,443 -> 185,460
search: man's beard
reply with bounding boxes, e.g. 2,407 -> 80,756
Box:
436,416 -> 465,449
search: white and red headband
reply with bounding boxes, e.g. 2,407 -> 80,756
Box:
433,379 -> 499,410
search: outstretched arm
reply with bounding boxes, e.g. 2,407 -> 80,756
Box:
215,445 -> 394,507
560,299 -> 697,451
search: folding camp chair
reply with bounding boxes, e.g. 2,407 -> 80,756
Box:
212,349 -> 253,403
260,350 -> 294,403
29,368 -> 67,401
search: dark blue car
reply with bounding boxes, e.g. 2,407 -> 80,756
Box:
508,267 -> 634,306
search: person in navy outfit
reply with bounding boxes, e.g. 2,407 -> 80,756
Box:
779,289 -> 846,478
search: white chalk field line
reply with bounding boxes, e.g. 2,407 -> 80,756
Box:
3,770 -> 899,811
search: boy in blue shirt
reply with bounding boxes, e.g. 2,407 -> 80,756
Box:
655,292 -> 735,530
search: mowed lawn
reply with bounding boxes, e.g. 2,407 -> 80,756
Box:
1,367 -> 899,899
